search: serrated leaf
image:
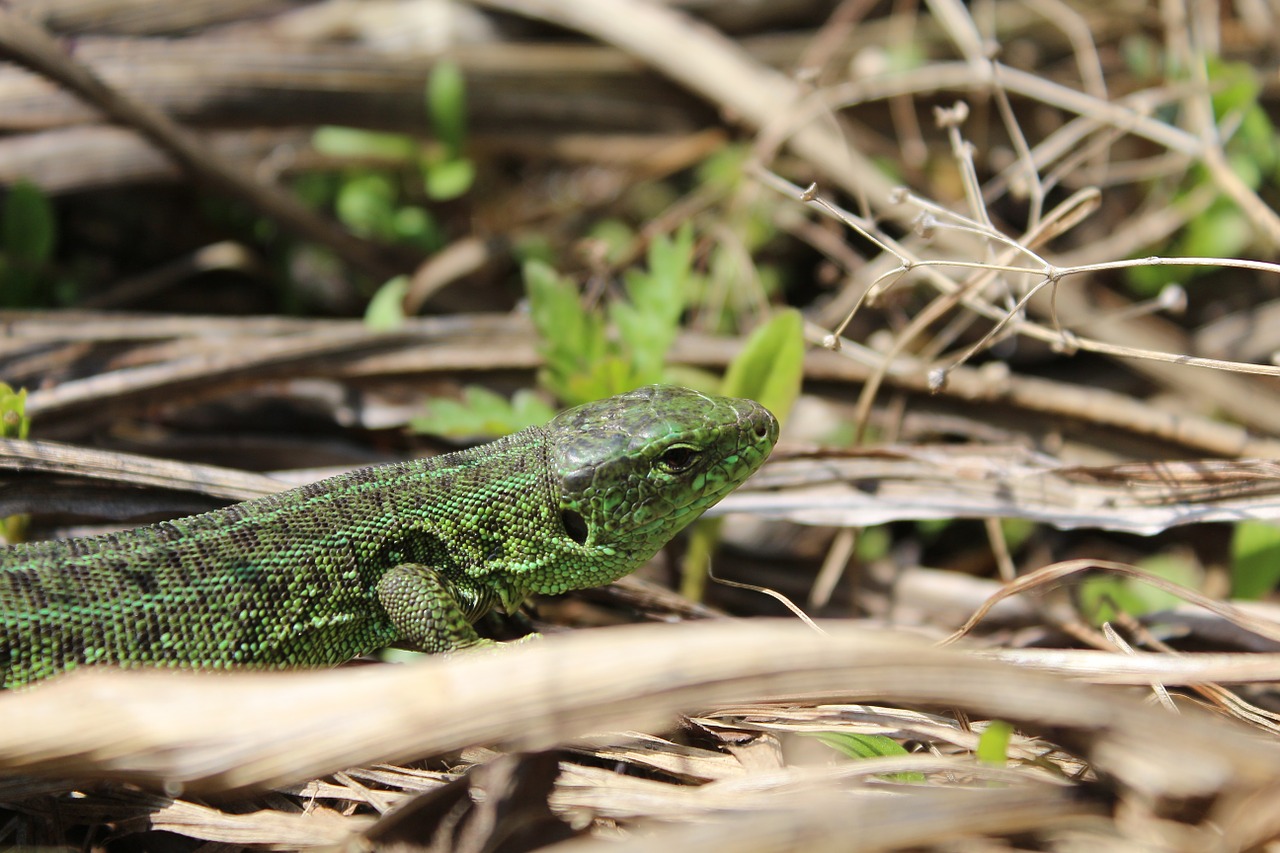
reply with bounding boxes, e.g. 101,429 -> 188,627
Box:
612,226 -> 691,384
412,386 -> 555,439
509,388 -> 558,427
1232,521 -> 1280,599
609,296 -> 669,386
525,260 -> 608,403
635,224 -> 693,318
721,308 -> 804,424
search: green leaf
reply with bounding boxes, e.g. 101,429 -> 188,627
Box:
335,173 -> 398,239
427,60 -> 467,155
424,157 -> 475,201
637,223 -> 694,316
696,143 -> 749,193
976,720 -> 1013,767
525,260 -> 606,404
720,308 -> 805,424
999,518 -> 1036,552
0,382 -> 29,543
810,732 -> 923,783
412,386 -> 556,439
1078,554 -> 1200,624
1232,521 -> 1280,599
855,525 -> 891,561
586,219 -> 635,264
1182,202 -> 1251,261
612,226 -> 691,385
4,181 -> 55,265
364,275 -> 408,331
1078,574 -> 1149,625
0,383 -> 29,440
609,297 -> 667,387
392,205 -> 443,252
1207,59 -> 1260,120
312,126 -> 418,160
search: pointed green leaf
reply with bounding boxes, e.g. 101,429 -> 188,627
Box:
427,60 -> 467,155
1232,521 -> 1280,599
809,732 -> 923,782
721,308 -> 805,423
976,720 -> 1013,767
312,126 -> 418,160
364,275 -> 408,331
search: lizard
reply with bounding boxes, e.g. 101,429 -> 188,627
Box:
0,384 -> 778,688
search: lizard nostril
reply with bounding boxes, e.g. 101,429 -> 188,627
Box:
561,509 -> 590,545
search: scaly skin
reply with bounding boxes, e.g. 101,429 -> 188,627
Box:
0,385 -> 778,688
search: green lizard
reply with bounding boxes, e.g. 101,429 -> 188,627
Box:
0,385 -> 777,688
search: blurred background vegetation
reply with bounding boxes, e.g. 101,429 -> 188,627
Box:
7,0 -> 1280,849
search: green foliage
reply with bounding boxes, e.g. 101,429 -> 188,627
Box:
364,275 -> 409,331
976,720 -> 1014,767
312,127 -> 419,160
720,308 -> 804,424
692,145 -> 784,332
1231,521 -> 1280,599
1077,553 -> 1200,624
999,518 -> 1036,553
424,158 -> 475,202
0,383 -> 29,543
411,386 -> 557,439
855,525 -> 891,561
528,225 -> 697,407
587,219 -> 636,265
0,383 -> 29,441
421,227 -> 702,442
307,61 -> 472,312
810,732 -> 924,783
336,173 -> 399,240
427,60 -> 467,155
423,60 -> 474,201
525,259 -> 609,405
1125,59 -> 1280,295
682,308 -> 805,600
1,181 -> 57,308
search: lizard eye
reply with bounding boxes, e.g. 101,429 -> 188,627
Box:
656,445 -> 700,474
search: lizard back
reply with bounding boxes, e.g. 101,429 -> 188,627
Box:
0,428 -> 556,687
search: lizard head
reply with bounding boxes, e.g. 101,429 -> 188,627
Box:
538,384 -> 778,592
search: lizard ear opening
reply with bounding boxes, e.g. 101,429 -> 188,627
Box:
561,508 -> 590,545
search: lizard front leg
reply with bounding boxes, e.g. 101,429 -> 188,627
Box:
376,563 -> 498,653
